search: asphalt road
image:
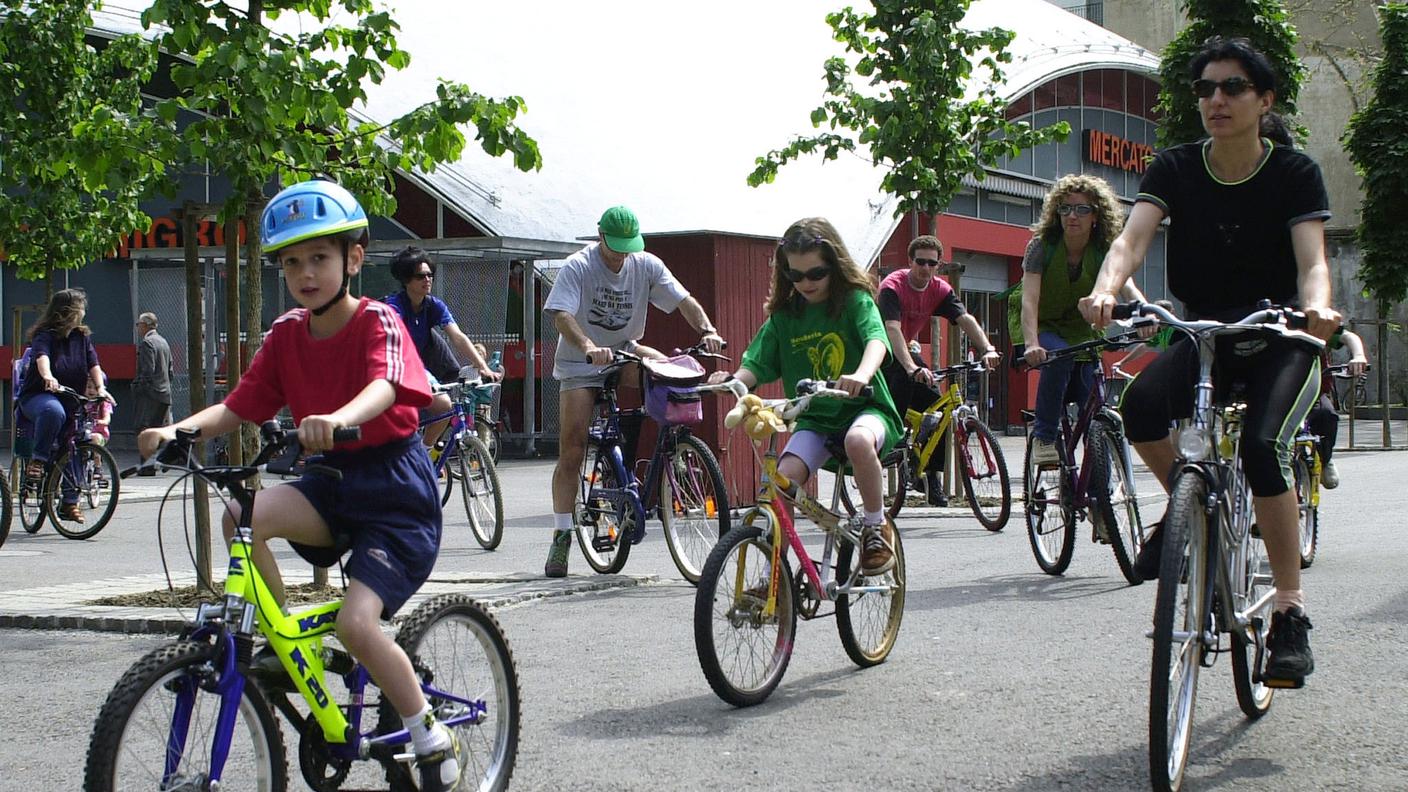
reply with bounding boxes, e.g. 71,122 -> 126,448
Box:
0,447 -> 1405,791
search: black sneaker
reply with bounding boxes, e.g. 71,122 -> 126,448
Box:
1133,523 -> 1163,581
1264,607 -> 1314,685
924,470 -> 947,507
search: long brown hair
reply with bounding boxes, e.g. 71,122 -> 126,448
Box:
765,217 -> 876,318
28,288 -> 90,340
1032,173 -> 1124,251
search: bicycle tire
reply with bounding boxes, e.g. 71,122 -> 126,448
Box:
1149,473 -> 1213,792
1088,417 -> 1145,585
380,593 -> 520,792
84,639 -> 287,792
575,444 -> 631,574
48,442 -> 120,540
957,417 -> 1011,531
1023,434 -> 1075,575
660,433 -> 730,584
835,525 -> 906,667
694,523 -> 796,707
17,457 -> 46,534
457,435 -> 505,550
0,470 -> 11,548
1229,493 -> 1277,719
1292,452 -> 1318,569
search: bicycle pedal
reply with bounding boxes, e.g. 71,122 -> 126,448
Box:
591,535 -> 616,553
1258,674 -> 1305,690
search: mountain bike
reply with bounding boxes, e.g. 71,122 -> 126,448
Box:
423,366 -> 504,550
876,360 -> 1010,530
1116,301 -> 1321,792
83,422 -> 519,792
1021,332 -> 1146,583
15,385 -> 120,539
574,343 -> 731,583
693,378 -> 907,707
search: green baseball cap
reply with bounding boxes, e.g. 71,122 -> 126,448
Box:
598,205 -> 645,253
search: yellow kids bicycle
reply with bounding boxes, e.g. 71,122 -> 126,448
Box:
84,423 -> 519,792
882,360 -> 1010,530
692,378 -> 907,707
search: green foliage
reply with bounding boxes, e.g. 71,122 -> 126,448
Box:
142,0 -> 543,228
1154,0 -> 1307,148
747,0 -> 1068,219
1344,3 -> 1408,313
0,0 -> 170,279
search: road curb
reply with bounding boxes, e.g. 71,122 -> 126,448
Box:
0,573 -> 658,636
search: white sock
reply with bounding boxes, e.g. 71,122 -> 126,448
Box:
403,704 -> 446,754
1274,589 -> 1305,614
553,512 -> 573,534
863,508 -> 884,527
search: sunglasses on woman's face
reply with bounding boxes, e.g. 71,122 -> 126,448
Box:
784,265 -> 831,283
1193,76 -> 1253,98
1056,204 -> 1095,217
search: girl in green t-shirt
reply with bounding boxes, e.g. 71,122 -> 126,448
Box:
709,217 -> 902,575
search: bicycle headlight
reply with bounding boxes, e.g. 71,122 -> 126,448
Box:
1177,427 -> 1209,460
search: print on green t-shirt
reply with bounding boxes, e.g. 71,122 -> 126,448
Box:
739,289 -> 902,451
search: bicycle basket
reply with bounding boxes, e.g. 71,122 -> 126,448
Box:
643,355 -> 705,426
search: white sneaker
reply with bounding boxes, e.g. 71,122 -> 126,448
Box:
1321,460 -> 1339,490
1031,438 -> 1060,467
416,723 -> 464,792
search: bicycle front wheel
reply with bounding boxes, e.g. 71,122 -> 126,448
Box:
381,593 -> 520,792
48,443 -> 120,540
84,640 -> 287,792
0,470 -> 11,548
575,445 -> 631,574
1024,434 -> 1075,575
1088,418 -> 1146,585
1230,491 -> 1277,719
836,527 -> 906,667
1292,451 -> 1318,569
694,524 -> 796,707
956,417 -> 1011,531
456,435 -> 505,550
1149,473 -> 1213,792
660,433 -> 730,584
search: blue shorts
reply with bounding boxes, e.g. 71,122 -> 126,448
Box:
287,435 -> 442,618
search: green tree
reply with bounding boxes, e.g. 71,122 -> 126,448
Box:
1154,0 -> 1307,147
748,0 -> 1068,234
1345,3 -> 1408,315
0,0 -> 170,280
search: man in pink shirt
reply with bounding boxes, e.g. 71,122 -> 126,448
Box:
878,235 -> 1001,504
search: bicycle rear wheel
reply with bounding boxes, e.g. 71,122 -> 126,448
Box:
694,524 -> 796,707
1149,473 -> 1212,792
17,457 -> 47,534
84,640 -> 287,792
1024,434 -> 1075,575
660,433 -> 730,584
836,527 -> 906,667
956,417 -> 1010,531
381,593 -> 519,792
1088,417 -> 1146,585
48,443 -> 120,540
1292,451 -> 1318,569
575,445 -> 631,574
456,435 -> 504,550
0,470 -> 11,548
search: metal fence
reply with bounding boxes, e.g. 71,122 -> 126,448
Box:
132,261 -> 204,422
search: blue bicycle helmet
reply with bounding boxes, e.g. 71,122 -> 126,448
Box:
260,179 -> 369,254
261,179 -> 370,315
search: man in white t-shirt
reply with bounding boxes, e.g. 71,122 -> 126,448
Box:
542,205 -> 725,577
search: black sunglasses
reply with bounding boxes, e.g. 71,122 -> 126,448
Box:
912,256 -> 941,267
784,265 -> 831,283
411,271 -> 434,281
1193,77 -> 1254,98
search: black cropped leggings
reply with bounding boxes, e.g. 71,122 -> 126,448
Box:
1121,334 -> 1321,497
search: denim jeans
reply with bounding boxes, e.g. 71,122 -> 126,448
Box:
1033,331 -> 1095,443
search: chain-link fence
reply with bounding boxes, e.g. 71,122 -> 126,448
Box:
132,262 -> 201,422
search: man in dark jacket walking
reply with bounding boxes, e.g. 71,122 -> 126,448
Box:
133,311 -> 172,473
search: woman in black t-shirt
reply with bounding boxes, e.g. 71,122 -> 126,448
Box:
1081,37 -> 1341,687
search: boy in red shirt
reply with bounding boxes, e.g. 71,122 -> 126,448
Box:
138,180 -> 463,791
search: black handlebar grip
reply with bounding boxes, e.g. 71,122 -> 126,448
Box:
1110,302 -> 1139,321
332,426 -> 362,443
1286,313 -> 1310,331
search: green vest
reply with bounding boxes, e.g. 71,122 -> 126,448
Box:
1036,237 -> 1103,344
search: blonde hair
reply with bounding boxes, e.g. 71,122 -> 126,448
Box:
765,217 -> 876,318
1032,173 -> 1124,251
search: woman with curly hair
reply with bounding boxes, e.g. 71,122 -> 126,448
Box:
1021,174 -> 1142,465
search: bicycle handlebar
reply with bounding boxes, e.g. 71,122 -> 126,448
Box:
1109,300 -> 1325,349
123,421 -> 363,481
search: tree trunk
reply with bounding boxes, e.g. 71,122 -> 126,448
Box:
224,214 -> 244,468
183,202 -> 213,593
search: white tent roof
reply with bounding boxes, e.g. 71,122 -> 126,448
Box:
95,0 -> 1158,264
